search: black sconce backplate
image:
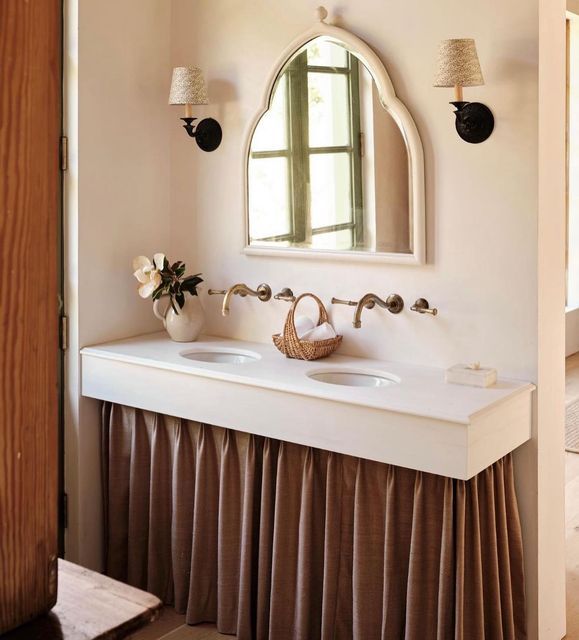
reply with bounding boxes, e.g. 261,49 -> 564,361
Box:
194,118 -> 222,152
450,101 -> 494,144
180,116 -> 223,152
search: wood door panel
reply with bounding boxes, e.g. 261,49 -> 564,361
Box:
0,0 -> 61,633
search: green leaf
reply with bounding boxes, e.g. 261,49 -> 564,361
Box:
182,275 -> 203,287
184,287 -> 199,297
181,277 -> 202,295
176,291 -> 185,309
151,283 -> 165,300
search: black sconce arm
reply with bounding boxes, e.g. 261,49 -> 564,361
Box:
449,101 -> 494,144
179,116 -> 223,152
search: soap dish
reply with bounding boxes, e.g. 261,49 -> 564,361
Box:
445,363 -> 497,388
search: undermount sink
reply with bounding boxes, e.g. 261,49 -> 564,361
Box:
180,349 -> 260,364
307,369 -> 399,388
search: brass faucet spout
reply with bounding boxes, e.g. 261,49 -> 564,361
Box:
221,282 -> 272,316
353,294 -> 380,328
222,284 -> 240,316
352,293 -> 404,328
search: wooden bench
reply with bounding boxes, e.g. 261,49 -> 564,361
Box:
3,560 -> 162,640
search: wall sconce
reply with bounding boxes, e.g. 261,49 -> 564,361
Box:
433,39 -> 494,144
169,66 -> 222,152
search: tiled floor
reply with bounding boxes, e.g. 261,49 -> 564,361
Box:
127,608 -> 233,640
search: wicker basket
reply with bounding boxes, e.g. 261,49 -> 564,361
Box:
272,293 -> 342,360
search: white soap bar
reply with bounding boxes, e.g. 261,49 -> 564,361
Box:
445,363 -> 497,388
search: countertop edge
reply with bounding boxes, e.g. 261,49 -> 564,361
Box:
80,344 -> 534,426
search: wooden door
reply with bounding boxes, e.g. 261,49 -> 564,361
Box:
0,0 -> 62,633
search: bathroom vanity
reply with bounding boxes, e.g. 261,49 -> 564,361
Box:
81,332 -> 534,480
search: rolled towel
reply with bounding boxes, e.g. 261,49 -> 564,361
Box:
294,315 -> 316,338
301,322 -> 337,341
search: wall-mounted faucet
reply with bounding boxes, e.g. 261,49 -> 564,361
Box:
208,283 -> 272,316
332,293 -> 404,328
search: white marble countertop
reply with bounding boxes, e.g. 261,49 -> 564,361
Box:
81,332 -> 534,426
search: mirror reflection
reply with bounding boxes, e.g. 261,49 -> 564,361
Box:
247,37 -> 412,254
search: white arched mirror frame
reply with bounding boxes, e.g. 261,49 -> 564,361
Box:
243,13 -> 426,265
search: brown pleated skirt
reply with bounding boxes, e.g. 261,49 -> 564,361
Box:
102,402 -> 526,640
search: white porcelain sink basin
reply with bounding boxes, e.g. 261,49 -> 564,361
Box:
307,369 -> 399,388
180,348 -> 261,364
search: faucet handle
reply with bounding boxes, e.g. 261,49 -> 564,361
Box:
411,298 -> 438,316
332,297 -> 376,309
208,288 -> 227,296
274,287 -> 296,302
331,297 -> 357,307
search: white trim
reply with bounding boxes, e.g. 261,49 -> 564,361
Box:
243,245 -> 421,264
242,17 -> 426,265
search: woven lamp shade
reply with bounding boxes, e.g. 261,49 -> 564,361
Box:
433,39 -> 484,88
169,67 -> 208,105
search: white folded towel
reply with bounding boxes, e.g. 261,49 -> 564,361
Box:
294,315 -> 316,338
300,322 -> 337,341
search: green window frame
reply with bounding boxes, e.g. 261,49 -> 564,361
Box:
251,48 -> 364,248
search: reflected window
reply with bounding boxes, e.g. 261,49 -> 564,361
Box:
249,43 -> 363,250
248,36 -> 413,256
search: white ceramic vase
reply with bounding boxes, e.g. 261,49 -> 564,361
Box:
153,292 -> 205,342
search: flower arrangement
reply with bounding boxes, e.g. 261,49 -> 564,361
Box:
132,253 -> 203,314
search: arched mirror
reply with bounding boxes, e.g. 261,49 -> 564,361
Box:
244,19 -> 425,264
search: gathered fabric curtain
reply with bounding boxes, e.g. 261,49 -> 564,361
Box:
102,402 -> 526,640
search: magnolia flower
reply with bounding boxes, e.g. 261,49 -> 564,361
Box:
132,253 -> 165,298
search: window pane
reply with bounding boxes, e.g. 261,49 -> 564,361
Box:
251,75 -> 288,152
306,40 -> 348,68
311,229 -> 353,250
309,152 -> 352,228
248,157 -> 291,239
308,72 -> 350,148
